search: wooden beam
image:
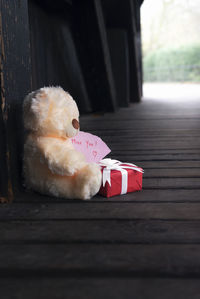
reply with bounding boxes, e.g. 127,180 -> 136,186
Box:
101,0 -> 142,102
107,29 -> 130,107
0,0 -> 31,201
28,0 -> 92,113
72,0 -> 117,112
128,0 -> 142,101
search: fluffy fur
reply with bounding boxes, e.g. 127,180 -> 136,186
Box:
23,86 -> 102,200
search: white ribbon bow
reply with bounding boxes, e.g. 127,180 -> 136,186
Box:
98,158 -> 143,194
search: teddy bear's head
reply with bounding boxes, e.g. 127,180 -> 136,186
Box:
23,87 -> 80,138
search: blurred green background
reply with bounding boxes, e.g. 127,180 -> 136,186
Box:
141,0 -> 200,82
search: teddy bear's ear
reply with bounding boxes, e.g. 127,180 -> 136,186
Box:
23,90 -> 40,130
23,90 -> 39,112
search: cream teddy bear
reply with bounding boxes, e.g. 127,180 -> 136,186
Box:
23,86 -> 102,200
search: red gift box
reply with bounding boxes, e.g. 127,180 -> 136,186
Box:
98,159 -> 143,198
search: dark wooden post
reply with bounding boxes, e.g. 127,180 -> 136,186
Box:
101,0 -> 142,104
0,0 -> 31,202
133,0 -> 143,96
72,0 -> 117,112
128,0 -> 142,102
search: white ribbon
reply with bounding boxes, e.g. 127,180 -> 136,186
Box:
98,158 -> 143,195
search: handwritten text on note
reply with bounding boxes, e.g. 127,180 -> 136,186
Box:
71,131 -> 111,163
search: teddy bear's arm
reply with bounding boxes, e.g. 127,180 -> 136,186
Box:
38,138 -> 87,176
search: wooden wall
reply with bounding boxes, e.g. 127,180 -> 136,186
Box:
0,0 -> 143,201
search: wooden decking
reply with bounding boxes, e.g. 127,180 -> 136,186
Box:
1,96 -> 200,298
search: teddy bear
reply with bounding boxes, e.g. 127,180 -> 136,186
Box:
23,86 -> 102,200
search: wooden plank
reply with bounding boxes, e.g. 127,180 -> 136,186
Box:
144,168 -> 200,177
143,178 -> 200,189
82,114 -> 200,120
110,148 -> 200,154
108,143 -> 200,150
138,161 -> 200,168
95,189 -> 200,202
81,109 -> 200,119
81,112 -> 200,119
83,129 -> 200,138
84,106 -> 200,117
88,139 -> 200,148
1,202 -> 200,220
0,0 -> 31,200
84,117 -> 200,123
15,189 -> 200,203
109,153 -> 200,162
1,244 -> 200,277
102,135 -> 200,141
100,132 -> 200,139
1,220 -> 200,244
81,119 -> 200,130
81,106 -> 200,116
103,135 -> 200,141
1,278 -> 200,299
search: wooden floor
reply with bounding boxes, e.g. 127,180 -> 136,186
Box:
1,96 -> 200,298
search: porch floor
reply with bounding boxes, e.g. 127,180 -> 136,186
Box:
1,95 -> 200,298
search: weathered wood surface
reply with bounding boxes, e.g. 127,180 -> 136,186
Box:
1,278 -> 200,299
2,220 -> 200,244
1,244 -> 200,277
1,95 -> 200,297
0,0 -> 31,201
1,202 -> 200,220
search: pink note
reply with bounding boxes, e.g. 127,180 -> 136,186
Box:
71,131 -> 111,163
